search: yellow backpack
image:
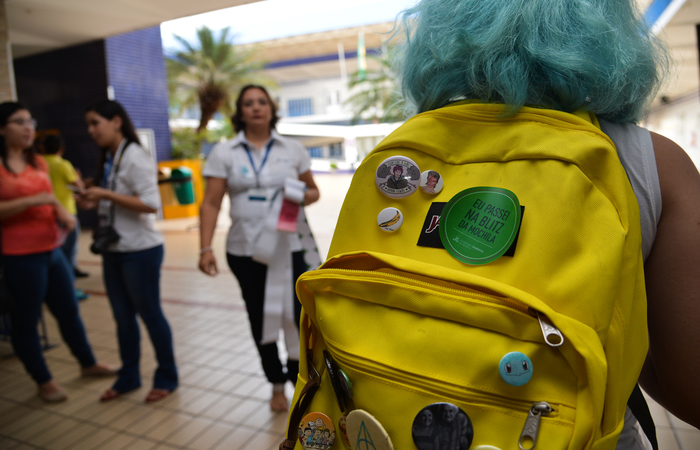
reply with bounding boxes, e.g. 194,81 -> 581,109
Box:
282,103 -> 648,450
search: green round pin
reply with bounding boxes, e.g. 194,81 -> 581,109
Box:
339,369 -> 353,399
439,187 -> 521,265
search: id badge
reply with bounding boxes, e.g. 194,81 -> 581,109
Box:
248,188 -> 267,201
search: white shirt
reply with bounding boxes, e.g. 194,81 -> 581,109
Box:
203,130 -> 312,256
98,140 -> 163,252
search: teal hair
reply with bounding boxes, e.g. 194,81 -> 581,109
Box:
392,0 -> 670,123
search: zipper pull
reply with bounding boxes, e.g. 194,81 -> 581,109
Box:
536,311 -> 564,347
519,402 -> 553,450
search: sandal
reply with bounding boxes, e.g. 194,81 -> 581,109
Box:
39,381 -> 68,403
100,388 -> 121,402
145,389 -> 172,403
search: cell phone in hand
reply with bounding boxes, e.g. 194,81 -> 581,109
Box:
66,185 -> 83,193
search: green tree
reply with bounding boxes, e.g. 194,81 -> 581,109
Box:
170,128 -> 206,160
166,26 -> 267,133
345,54 -> 407,124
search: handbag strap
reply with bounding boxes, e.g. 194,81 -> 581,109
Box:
279,317 -> 322,450
628,384 -> 658,450
279,352 -> 321,450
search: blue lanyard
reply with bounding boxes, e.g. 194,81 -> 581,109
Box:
242,139 -> 274,188
101,139 -> 128,189
101,155 -> 112,188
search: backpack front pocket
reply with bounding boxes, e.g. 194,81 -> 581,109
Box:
297,252 -> 585,450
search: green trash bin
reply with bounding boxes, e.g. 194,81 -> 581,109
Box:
171,167 -> 195,205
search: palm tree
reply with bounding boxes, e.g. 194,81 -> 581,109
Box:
166,26 -> 267,133
345,54 -> 407,124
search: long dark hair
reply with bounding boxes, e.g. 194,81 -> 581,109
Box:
0,102 -> 38,174
231,85 -> 279,133
85,100 -> 141,184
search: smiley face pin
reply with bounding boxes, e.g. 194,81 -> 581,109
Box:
499,352 -> 533,386
375,156 -> 420,199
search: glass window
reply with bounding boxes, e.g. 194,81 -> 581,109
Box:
288,98 -> 314,117
309,147 -> 323,158
329,143 -> 344,158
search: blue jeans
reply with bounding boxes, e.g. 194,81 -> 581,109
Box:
4,248 -> 96,384
60,215 -> 80,271
102,244 -> 178,392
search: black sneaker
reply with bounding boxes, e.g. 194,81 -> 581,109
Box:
74,268 -> 89,278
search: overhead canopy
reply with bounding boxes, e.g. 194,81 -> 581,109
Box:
648,0 -> 700,104
6,0 -> 260,58
6,0 -> 699,104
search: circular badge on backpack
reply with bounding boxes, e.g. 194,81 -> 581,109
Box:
338,369 -> 353,399
346,409 -> 394,450
499,351 -> 533,386
323,350 -> 348,412
439,187 -> 521,265
375,156 -> 420,198
420,170 -> 443,194
338,415 -> 351,449
412,403 -> 474,450
299,412 -> 336,450
377,207 -> 404,232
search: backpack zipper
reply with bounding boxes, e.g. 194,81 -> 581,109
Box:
533,311 -> 565,347
519,402 -> 553,450
325,342 -> 566,449
325,340 -> 564,416
313,267 -> 564,347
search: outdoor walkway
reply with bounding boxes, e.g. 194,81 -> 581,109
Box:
0,173 -> 697,449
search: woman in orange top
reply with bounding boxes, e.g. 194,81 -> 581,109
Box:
0,102 -> 116,402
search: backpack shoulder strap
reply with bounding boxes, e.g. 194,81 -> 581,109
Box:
628,385 -> 658,450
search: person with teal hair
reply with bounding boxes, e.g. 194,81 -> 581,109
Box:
391,0 -> 700,449
393,0 -> 669,123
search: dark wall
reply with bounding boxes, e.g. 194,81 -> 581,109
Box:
14,26 -> 174,229
14,25 -> 173,176
106,26 -> 172,161
14,40 -> 108,180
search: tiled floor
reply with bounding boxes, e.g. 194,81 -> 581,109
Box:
0,173 -> 698,449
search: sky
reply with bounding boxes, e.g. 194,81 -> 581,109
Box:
160,0 -> 418,51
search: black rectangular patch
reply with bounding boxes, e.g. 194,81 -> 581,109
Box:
416,202 -> 446,248
417,202 -> 525,257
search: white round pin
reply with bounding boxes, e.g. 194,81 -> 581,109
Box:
346,409 -> 393,450
377,207 -> 403,232
375,156 -> 420,199
420,170 -> 444,194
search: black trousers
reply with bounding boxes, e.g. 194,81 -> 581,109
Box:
227,251 -> 305,384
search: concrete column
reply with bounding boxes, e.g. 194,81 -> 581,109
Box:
0,0 -> 16,101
